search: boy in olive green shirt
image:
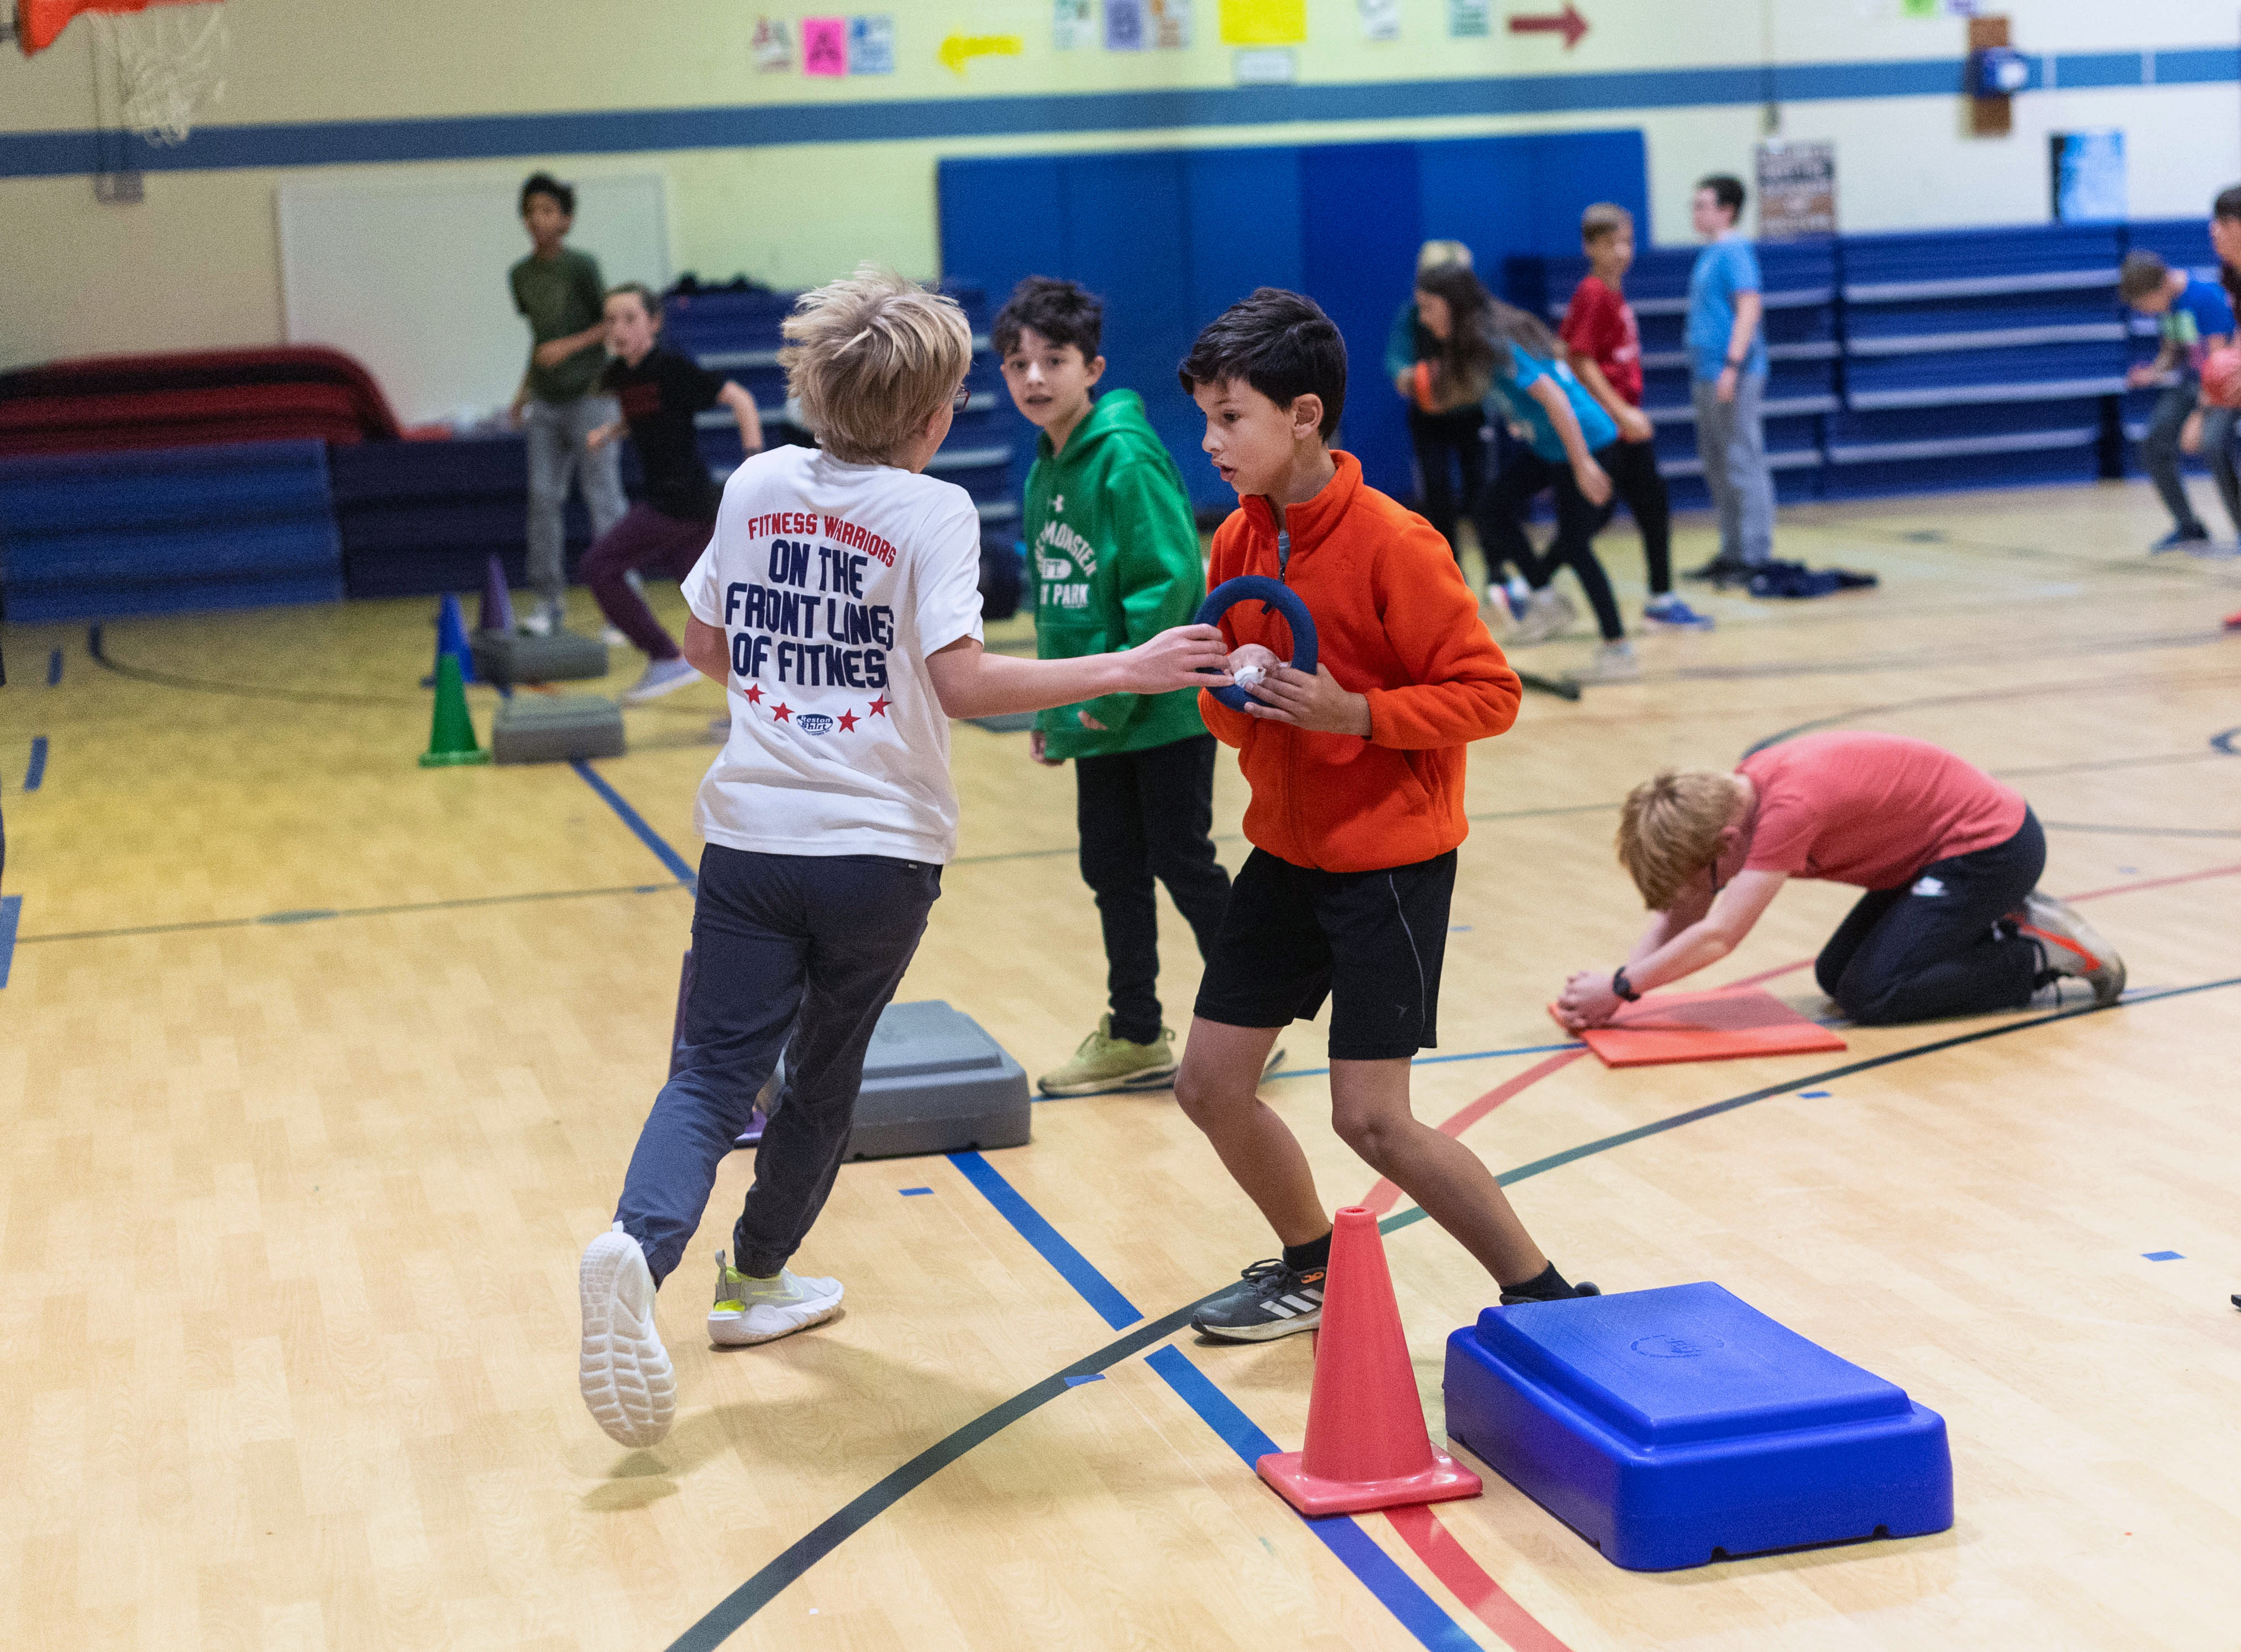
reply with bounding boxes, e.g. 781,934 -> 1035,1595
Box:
996,277 -> 1234,1095
508,171 -> 628,634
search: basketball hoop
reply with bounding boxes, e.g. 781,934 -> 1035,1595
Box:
11,0 -> 228,145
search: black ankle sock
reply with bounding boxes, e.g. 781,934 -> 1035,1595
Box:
1283,1232 -> 1332,1274
1504,1262 -> 1574,1301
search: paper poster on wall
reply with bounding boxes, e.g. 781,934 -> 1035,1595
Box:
1151,0 -> 1193,48
801,17 -> 847,75
1233,46 -> 1297,81
1106,0 -> 1145,49
1360,0 -> 1402,40
1755,140 -> 1836,240
751,17 -> 794,70
2051,130 -> 2125,223
1219,0 -> 1305,46
1447,0 -> 1491,39
848,15 -> 894,73
1053,0 -> 1094,49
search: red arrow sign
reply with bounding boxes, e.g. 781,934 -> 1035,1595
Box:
1507,3 -> 1588,48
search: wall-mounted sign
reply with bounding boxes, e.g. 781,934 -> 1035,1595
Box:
848,15 -> 895,73
1220,0 -> 1306,46
801,16 -> 846,75
1360,0 -> 1402,40
750,16 -> 793,71
1054,0 -> 1093,50
2051,130 -> 2125,223
1755,140 -> 1836,240
1448,0 -> 1492,37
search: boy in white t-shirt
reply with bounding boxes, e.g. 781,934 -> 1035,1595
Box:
577,266 -> 1231,1448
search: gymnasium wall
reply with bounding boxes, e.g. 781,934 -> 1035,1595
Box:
2,0 -> 2235,395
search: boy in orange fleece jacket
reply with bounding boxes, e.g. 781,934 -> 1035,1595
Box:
1173,288 -> 1598,1341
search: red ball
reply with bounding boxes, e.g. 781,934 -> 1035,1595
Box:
2201,345 -> 2241,408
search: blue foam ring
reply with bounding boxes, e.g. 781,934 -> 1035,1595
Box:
1194,575 -> 1319,712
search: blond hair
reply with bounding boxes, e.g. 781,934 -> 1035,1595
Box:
781,265 -> 971,466
1617,767 -> 1745,910
1581,202 -> 1634,245
1416,238 -> 1473,277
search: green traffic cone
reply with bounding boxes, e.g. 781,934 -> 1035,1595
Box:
419,652 -> 489,767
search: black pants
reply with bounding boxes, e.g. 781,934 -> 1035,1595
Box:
1409,406 -> 1489,565
1598,435 -> 1672,597
1814,811 -> 2046,1026
616,845 -> 941,1283
1076,733 -> 1232,1044
1474,444 -> 1626,641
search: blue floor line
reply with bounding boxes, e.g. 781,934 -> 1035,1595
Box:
568,758 -> 697,890
950,1153 -> 1480,1652
0,896 -> 20,988
45,648 -> 61,686
1265,1037 -> 1584,1082
24,736 -> 47,792
1145,1348 -> 1481,1652
948,1150 -> 1142,1330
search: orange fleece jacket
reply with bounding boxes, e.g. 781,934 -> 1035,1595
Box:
1198,451 -> 1522,873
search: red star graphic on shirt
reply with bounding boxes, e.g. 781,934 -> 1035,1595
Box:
772,702 -> 791,722
837,708 -> 859,732
868,695 -> 891,718
743,682 -> 763,704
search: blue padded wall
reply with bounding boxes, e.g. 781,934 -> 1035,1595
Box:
0,439 -> 342,621
938,129 -> 1649,508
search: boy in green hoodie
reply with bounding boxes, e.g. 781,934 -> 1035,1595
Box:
996,276 -> 1235,1096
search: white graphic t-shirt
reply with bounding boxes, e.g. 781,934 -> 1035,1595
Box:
683,445 -> 985,864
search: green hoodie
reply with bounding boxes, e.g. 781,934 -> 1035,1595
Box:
1026,388 -> 1208,760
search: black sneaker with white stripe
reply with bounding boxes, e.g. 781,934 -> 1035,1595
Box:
1192,1258 -> 1326,1342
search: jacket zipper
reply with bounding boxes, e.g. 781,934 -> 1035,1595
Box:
1268,498 -> 1307,864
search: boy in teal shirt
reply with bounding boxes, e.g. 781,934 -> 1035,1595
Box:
995,276 -> 1234,1095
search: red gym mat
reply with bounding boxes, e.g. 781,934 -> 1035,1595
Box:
1551,987 -> 1848,1069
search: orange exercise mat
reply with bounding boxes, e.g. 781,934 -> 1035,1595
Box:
1552,987 -> 1848,1069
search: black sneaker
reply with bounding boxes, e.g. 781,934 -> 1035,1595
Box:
1682,555 -> 1750,585
1499,1278 -> 1602,1306
1192,1258 -> 1326,1341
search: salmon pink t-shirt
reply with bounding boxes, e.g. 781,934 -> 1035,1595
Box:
1736,733 -> 2026,891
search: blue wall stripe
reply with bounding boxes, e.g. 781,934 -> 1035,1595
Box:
23,736 -> 47,792
2,48 -> 2228,178
567,758 -> 699,890
948,1149 -> 1142,1330
1144,1348 -> 1483,1652
0,896 -> 19,988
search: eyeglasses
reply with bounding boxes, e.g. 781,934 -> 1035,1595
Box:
951,383 -> 973,411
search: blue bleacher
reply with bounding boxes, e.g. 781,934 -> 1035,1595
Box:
0,439 -> 343,622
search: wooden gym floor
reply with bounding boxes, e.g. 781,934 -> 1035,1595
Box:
3,480 -> 2239,1652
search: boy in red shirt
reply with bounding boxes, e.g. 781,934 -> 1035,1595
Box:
1552,732 -> 2124,1030
1558,203 -> 1713,632
1172,288 -> 1598,1340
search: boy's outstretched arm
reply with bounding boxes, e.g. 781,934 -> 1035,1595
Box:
925,627 -> 1231,719
718,382 -> 764,456
1553,869 -> 1786,1029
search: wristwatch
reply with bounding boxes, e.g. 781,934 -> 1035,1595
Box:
1612,966 -> 1642,1002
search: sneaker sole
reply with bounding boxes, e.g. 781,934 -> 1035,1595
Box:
2019,895 -> 2127,1005
1192,1308 -> 1321,1343
1038,1060 -> 1180,1097
707,1285 -> 843,1347
622,671 -> 700,704
579,1229 -> 675,1448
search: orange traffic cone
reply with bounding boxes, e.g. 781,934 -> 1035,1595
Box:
1256,1206 -> 1483,1517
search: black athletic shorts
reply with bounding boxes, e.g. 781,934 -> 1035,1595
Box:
1193,847 -> 1456,1061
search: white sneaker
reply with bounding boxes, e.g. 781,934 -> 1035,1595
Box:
1478,587 -> 1515,635
579,1224 -> 675,1448
707,1253 -> 844,1347
1570,640 -> 1640,683
622,656 -> 700,703
520,606 -> 561,638
2014,891 -> 2126,1006
1507,587 -> 1578,646
601,624 -> 631,647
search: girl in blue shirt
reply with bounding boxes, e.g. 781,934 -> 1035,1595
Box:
1462,287 -> 1635,681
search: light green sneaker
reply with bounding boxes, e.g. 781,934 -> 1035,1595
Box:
707,1250 -> 843,1348
1037,1016 -> 1179,1097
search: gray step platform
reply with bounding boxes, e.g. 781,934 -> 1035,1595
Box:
491,695 -> 626,763
471,629 -> 609,686
845,1000 -> 1031,1159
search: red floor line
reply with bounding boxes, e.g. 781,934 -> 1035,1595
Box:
2062,859 -> 2241,904
1361,1050 -> 1589,1217
1384,1504 -> 1576,1652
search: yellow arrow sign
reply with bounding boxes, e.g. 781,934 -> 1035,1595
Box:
940,33 -> 1022,73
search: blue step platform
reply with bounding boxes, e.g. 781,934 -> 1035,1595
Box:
1443,1282 -> 1951,1571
